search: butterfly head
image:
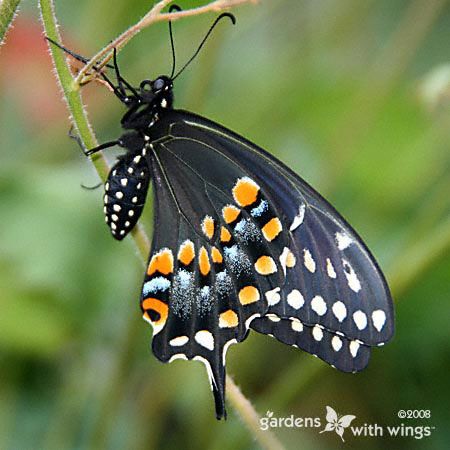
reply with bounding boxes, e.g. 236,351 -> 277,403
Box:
137,75 -> 174,108
120,75 -> 174,130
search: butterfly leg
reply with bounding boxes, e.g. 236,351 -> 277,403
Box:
68,125 -> 120,156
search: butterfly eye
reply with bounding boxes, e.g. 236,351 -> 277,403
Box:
152,77 -> 165,91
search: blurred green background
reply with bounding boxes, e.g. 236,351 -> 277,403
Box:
1,0 -> 450,449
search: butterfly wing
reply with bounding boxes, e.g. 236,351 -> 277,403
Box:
140,109 -> 394,417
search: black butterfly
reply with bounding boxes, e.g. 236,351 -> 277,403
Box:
49,7 -> 394,420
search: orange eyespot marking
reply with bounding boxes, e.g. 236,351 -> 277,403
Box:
201,215 -> 215,239
262,217 -> 282,241
220,226 -> 232,242
147,248 -> 174,275
211,246 -> 223,264
178,240 -> 195,265
255,255 -> 277,275
142,298 -> 168,327
219,309 -> 239,328
232,177 -> 260,207
199,246 -> 211,276
285,250 -> 296,268
222,205 -> 241,224
238,286 -> 260,305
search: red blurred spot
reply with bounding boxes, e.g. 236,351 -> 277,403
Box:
0,15 -> 103,130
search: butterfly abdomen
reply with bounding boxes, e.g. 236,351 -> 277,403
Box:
103,146 -> 151,240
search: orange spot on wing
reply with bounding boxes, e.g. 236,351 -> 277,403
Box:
262,217 -> 282,241
219,309 -> 239,328
178,240 -> 195,265
222,205 -> 241,224
220,226 -> 232,242
238,286 -> 260,305
201,216 -> 215,239
142,298 -> 168,326
211,246 -> 223,264
199,246 -> 211,276
232,177 -> 260,207
147,248 -> 174,275
255,255 -> 277,275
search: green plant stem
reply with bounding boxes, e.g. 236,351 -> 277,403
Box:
226,376 -> 285,450
0,0 -> 21,46
39,1 -> 281,450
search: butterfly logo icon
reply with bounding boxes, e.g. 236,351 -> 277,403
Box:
320,406 -> 356,442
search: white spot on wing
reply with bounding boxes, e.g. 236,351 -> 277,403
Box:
372,310 -> 387,331
194,330 -> 214,350
169,336 -> 189,347
342,259 -> 361,292
311,295 -> 327,316
312,324 -> 323,341
287,289 -> 304,309
326,258 -> 337,278
335,231 -> 353,250
265,287 -> 281,306
267,314 -> 281,322
290,203 -> 306,231
291,318 -> 303,332
349,340 -> 360,358
353,310 -> 368,330
303,249 -> 316,273
331,335 -> 343,351
279,247 -> 295,275
332,300 -> 347,322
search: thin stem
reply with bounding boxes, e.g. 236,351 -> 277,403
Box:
39,1 -> 273,449
0,0 -> 21,46
74,0 -> 257,87
226,375 -> 285,450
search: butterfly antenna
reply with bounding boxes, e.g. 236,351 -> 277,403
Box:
172,12 -> 236,80
168,4 -> 182,79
